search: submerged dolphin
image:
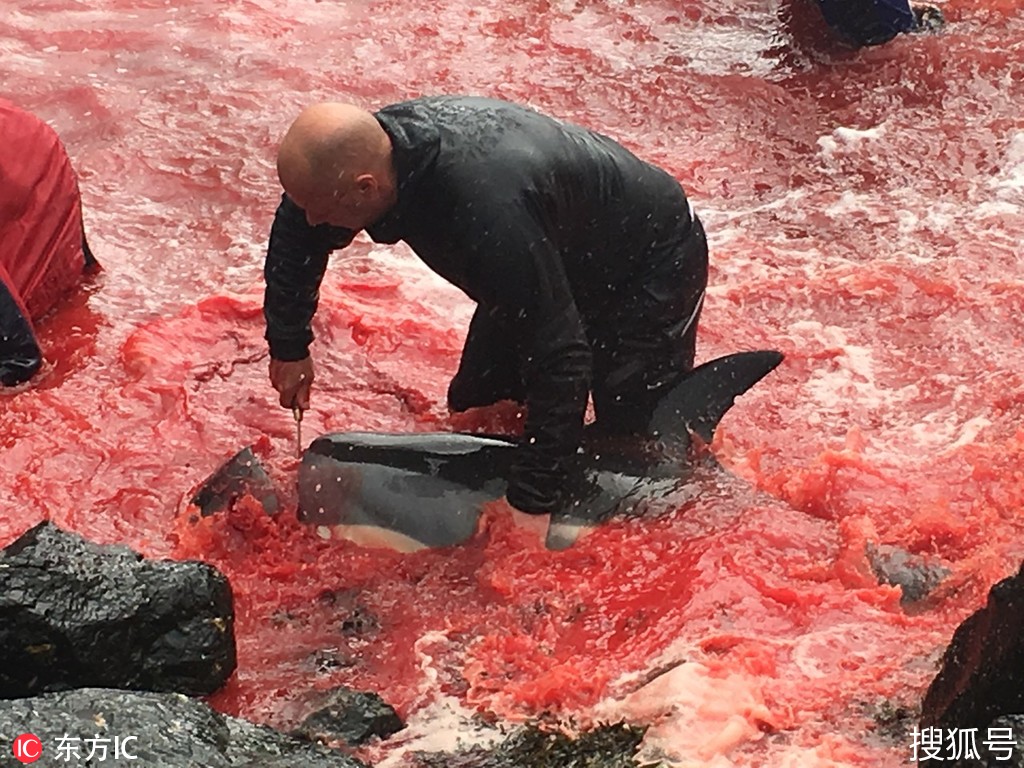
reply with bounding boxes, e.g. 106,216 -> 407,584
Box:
297,350 -> 783,551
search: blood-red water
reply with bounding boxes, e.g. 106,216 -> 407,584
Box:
3,0 -> 1023,765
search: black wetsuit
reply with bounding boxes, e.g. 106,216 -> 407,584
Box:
0,283 -> 41,386
816,0 -> 917,46
264,96 -> 708,514
0,233 -> 94,387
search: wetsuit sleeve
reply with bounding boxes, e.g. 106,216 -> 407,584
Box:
0,279 -> 42,386
263,193 -> 356,361
460,203 -> 592,514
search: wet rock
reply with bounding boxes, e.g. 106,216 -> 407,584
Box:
912,5 -> 946,35
867,698 -> 918,743
292,686 -> 404,747
0,688 -> 368,767
407,722 -> 646,768
190,445 -> 280,516
920,561 -> 1024,731
308,647 -> 358,675
0,522 -> 235,698
866,542 -> 949,604
315,587 -> 380,636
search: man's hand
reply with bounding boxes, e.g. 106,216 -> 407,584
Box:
269,357 -> 314,410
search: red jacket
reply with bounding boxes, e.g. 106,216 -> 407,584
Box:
0,99 -> 92,386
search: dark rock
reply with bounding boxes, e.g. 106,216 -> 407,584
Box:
0,688 -> 368,767
866,542 -> 950,604
308,647 -> 358,675
867,698 -> 918,743
293,686 -> 404,747
407,721 -> 647,768
912,5 -> 946,34
190,445 -> 280,516
920,561 -> 1024,731
0,522 -> 235,698
315,587 -> 380,636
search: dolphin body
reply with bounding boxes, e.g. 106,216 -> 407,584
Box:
297,350 -> 783,551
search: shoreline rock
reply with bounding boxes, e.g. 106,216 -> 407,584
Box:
0,522 -> 235,698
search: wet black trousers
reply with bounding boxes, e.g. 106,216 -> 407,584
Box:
447,215 -> 709,437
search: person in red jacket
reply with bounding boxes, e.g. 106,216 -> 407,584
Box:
0,99 -> 97,386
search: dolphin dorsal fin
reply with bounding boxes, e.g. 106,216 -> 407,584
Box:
649,350 -> 784,444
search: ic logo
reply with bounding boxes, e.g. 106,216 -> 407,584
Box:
13,733 -> 43,763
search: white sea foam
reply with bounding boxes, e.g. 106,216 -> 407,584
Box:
833,124 -> 887,143
974,199 -> 1021,217
364,630 -> 508,767
816,122 -> 886,159
370,696 -> 502,768
915,414 -> 993,456
787,321 -> 890,409
595,659 -> 773,766
706,187 -> 813,228
822,190 -> 876,219
990,131 -> 1024,201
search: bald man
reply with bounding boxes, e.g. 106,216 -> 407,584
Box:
264,96 -> 707,516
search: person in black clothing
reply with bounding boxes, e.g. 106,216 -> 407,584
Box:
264,96 -> 708,517
815,0 -> 944,47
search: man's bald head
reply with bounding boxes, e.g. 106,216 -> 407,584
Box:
276,102 -> 396,229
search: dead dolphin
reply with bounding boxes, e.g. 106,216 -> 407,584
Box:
297,350 -> 783,551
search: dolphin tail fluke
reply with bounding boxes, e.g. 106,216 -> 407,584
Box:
649,350 -> 784,443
